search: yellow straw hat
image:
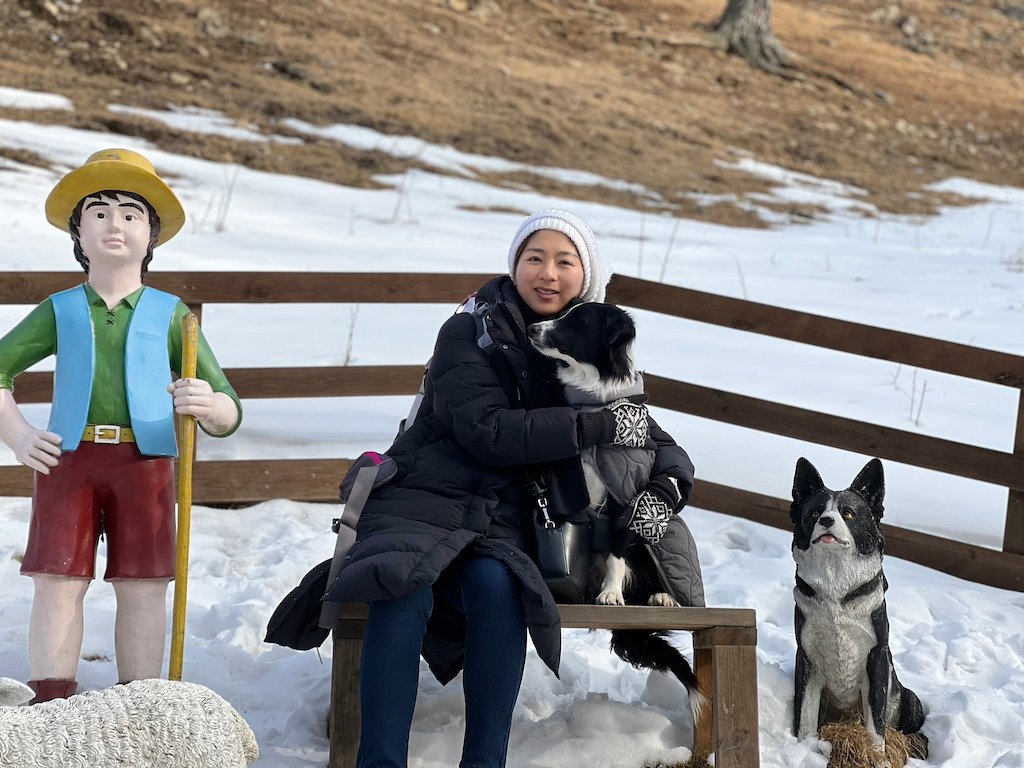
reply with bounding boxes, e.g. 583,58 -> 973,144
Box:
45,148 -> 186,246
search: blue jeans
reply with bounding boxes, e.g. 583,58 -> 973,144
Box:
356,557 -> 527,768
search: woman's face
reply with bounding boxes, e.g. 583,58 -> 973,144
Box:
513,229 -> 585,316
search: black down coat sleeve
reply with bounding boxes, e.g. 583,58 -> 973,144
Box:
648,415 -> 695,510
428,312 -> 583,466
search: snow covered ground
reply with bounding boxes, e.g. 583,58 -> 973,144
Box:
0,90 -> 1022,766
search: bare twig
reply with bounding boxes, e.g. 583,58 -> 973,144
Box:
638,214 -> 645,277
913,381 -> 928,426
907,369 -> 918,421
195,165 -> 240,234
983,209 -> 996,248
215,165 -> 240,233
889,364 -> 902,387
194,195 -> 215,234
734,254 -> 748,300
659,219 -> 681,282
343,305 -> 359,366
391,173 -> 415,223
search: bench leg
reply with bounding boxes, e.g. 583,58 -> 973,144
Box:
693,628 -> 760,768
329,629 -> 364,768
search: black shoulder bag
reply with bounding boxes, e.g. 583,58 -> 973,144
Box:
526,471 -> 592,604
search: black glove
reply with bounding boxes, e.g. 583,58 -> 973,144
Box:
576,399 -> 650,449
625,475 -> 678,544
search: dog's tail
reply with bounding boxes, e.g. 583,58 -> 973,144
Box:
609,630 -> 705,724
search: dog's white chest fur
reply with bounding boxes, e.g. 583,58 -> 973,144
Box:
794,579 -> 882,707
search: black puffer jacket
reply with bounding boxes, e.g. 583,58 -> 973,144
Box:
324,276 -> 698,682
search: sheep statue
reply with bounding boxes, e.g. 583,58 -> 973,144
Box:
0,677 -> 259,768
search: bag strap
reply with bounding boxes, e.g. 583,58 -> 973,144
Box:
460,294 -> 493,349
326,463 -> 379,587
525,471 -> 555,528
319,463 -> 381,630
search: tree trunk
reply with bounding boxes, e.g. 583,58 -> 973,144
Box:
713,0 -> 791,72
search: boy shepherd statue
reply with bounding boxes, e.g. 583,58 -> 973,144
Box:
0,149 -> 242,703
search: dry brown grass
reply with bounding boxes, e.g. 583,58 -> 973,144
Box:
644,753 -> 713,768
1,1 -> 1021,226
820,720 -> 928,768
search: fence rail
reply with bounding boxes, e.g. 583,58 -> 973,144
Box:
1,271 -> 1022,590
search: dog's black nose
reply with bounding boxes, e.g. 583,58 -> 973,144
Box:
527,324 -> 540,337
818,515 -> 834,528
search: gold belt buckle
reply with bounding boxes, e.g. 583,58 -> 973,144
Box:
93,425 -> 121,444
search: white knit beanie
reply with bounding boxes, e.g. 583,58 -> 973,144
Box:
507,208 -> 613,303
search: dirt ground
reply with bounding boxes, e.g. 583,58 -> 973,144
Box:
1,0 -> 1022,226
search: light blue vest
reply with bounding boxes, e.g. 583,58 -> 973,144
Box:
49,285 -> 180,457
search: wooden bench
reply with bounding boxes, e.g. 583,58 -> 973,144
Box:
328,603 -> 759,768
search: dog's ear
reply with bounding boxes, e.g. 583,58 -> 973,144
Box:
605,308 -> 636,381
790,457 -> 824,524
605,307 -> 636,346
850,458 -> 885,518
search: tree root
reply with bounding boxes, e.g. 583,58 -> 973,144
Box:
707,28 -> 866,96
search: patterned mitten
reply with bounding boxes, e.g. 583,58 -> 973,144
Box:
626,476 -> 678,544
606,398 -> 649,448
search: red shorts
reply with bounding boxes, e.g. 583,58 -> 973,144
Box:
21,441 -> 176,580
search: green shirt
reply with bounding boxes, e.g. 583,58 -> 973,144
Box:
0,283 -> 241,436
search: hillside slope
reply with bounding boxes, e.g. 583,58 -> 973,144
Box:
2,0 -> 1022,225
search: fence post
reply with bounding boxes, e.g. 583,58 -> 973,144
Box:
1005,390 -> 1024,555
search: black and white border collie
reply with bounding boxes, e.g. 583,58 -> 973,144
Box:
527,301 -> 639,404
790,457 -> 928,759
528,302 -> 702,722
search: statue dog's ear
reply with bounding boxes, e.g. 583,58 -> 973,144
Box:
850,458 -> 885,520
790,457 -> 824,525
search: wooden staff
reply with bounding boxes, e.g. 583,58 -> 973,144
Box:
169,312 -> 198,681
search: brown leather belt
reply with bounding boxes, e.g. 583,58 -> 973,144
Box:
82,425 -> 135,444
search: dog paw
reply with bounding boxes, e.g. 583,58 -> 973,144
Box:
596,590 -> 625,605
648,593 -> 677,607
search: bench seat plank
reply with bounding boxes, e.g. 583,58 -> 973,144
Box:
338,602 -> 756,632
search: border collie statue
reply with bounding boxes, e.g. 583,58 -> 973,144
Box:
790,457 -> 927,762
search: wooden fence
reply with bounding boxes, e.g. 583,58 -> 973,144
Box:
1,270 -> 1023,591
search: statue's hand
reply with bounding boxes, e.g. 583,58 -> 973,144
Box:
169,377 -> 217,421
13,428 -> 62,474
168,378 -> 238,435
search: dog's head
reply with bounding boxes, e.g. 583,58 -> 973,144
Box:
527,302 -> 637,399
790,457 -> 885,558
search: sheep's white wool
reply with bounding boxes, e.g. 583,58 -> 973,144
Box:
0,677 -> 259,768
0,679 -> 32,707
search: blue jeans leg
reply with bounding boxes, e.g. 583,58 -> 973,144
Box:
455,557 -> 527,768
356,585 -> 433,768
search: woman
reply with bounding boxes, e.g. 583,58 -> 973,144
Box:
325,209 -> 701,768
